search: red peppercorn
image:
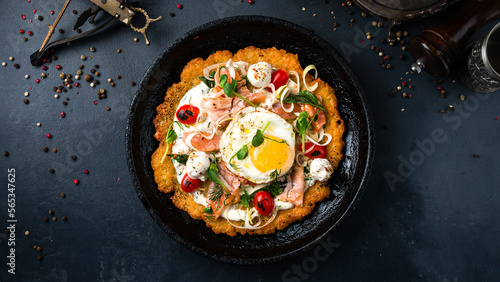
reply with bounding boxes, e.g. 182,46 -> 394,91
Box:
50,10 -> 54,15
93,100 -> 97,105
21,14 -> 26,20
342,2 -> 346,7
35,79 -> 40,84
495,117 -> 499,120
60,112 -> 66,118
408,94 -> 412,98
248,0 -> 254,4
73,179 -> 79,185
42,58 -> 47,63
84,169 -> 89,174
177,4 -> 183,9
402,81 -> 408,86
74,82 -> 80,87
28,31 -> 34,36
56,65 -> 62,70
33,9 -> 36,13
19,29 -> 25,34
437,86 -> 443,91
42,66 -> 48,71
46,133 -> 52,138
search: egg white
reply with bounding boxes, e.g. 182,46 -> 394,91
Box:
220,107 -> 295,183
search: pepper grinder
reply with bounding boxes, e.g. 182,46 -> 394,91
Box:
409,0 -> 500,77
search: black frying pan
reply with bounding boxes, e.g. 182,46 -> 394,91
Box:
125,16 -> 374,265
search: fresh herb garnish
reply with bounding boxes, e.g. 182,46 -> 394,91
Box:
230,121 -> 272,168
296,111 -> 310,152
236,144 -> 248,160
208,183 -> 223,202
160,121 -> 183,163
283,90 -> 325,111
167,153 -> 189,164
218,74 -> 257,107
203,207 -> 213,214
199,76 -> 215,88
240,190 -> 251,208
206,158 -> 230,194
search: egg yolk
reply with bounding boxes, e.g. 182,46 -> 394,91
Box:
249,135 -> 294,173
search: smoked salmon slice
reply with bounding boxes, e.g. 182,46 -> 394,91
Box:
182,132 -> 221,152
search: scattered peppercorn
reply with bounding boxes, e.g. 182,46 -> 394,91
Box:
74,179 -> 79,185
43,217 -> 48,222
52,148 -> 57,152
14,63 -> 20,69
94,64 -> 99,69
116,75 -> 121,79
60,193 -> 66,198
43,146 -> 49,152
474,154 -> 479,158
131,81 -> 136,86
177,4 -> 183,9
90,47 -> 95,52
170,12 -> 175,17
38,15 -> 43,21
72,10 -> 77,14
80,55 -> 86,61
49,168 -> 55,173
76,28 -> 82,34
117,49 -> 122,53
59,28 -> 64,34
71,155 -> 77,160
49,209 -> 54,215
106,107 -> 111,111
62,216 -> 68,221
84,169 -> 89,174
52,217 -> 57,222
23,99 -> 29,104
3,151 -> 9,157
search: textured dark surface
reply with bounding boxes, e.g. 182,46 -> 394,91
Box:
0,0 -> 499,281
126,16 -> 373,264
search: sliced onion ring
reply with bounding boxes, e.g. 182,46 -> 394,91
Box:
203,62 -> 226,81
306,132 -> 332,147
226,206 -> 278,230
278,86 -> 294,113
303,64 -> 318,92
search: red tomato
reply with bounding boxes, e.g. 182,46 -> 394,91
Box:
301,143 -> 326,159
176,104 -> 199,125
253,191 -> 274,216
270,69 -> 289,89
181,174 -> 200,193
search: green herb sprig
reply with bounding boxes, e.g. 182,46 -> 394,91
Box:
283,90 -> 325,111
219,74 -> 256,107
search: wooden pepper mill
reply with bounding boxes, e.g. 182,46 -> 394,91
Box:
409,0 -> 500,77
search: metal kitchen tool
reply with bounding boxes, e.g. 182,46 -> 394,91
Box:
409,0 -> 500,77
457,21 -> 500,93
30,0 -> 162,66
352,0 -> 461,42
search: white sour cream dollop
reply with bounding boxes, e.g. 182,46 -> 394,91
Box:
186,152 -> 211,181
247,62 -> 272,87
310,158 -> 333,182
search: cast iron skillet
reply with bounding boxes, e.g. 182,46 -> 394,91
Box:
126,16 -> 374,265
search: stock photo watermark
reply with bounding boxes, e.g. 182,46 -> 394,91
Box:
384,91 -> 491,191
6,168 -> 17,275
282,236 -> 340,282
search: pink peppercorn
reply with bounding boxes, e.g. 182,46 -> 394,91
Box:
73,179 -> 79,185
93,100 -> 97,105
21,14 -> 26,20
84,169 -> 89,174
402,81 -> 408,86
177,4 -> 183,9
28,31 -> 33,36
60,112 -> 66,118
342,2 -> 346,7
35,79 -> 40,84
74,82 -> 80,87
50,10 -> 54,15
248,0 -> 254,4
495,117 -> 499,120
42,66 -> 48,71
437,86 -> 443,91
33,9 -> 36,13
42,58 -> 47,63
56,65 -> 62,70
46,133 -> 52,138
19,29 -> 25,34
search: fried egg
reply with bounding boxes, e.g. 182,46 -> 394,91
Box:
220,107 -> 295,183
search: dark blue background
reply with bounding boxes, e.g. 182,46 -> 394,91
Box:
1,0 -> 499,281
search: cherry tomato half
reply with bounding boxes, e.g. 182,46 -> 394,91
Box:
253,191 -> 274,216
181,174 -> 201,193
176,104 -> 200,125
301,143 -> 327,159
270,69 -> 289,89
